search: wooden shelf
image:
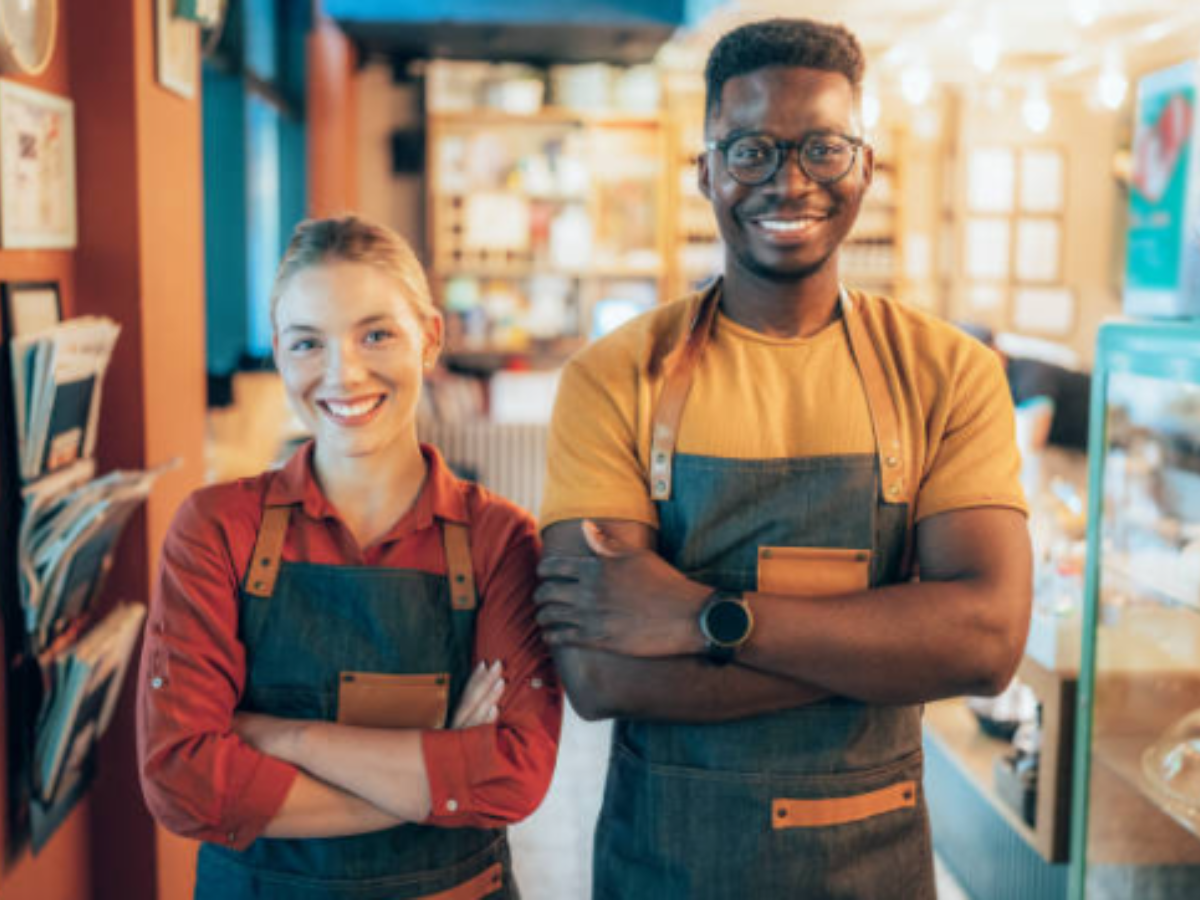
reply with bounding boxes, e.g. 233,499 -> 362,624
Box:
429,108 -> 663,129
432,264 -> 663,280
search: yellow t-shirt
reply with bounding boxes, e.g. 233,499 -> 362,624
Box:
541,286 -> 1027,530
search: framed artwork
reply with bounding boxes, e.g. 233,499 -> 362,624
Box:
0,280 -> 61,337
156,0 -> 199,99
0,80 -> 76,249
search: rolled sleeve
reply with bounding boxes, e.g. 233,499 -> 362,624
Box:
421,503 -> 562,828
136,490 -> 299,848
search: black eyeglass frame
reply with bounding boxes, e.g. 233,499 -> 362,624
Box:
704,132 -> 868,186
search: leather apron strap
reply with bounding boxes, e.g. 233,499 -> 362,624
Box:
649,282 -> 722,501
442,521 -> 477,611
647,282 -> 917,578
243,505 -> 291,598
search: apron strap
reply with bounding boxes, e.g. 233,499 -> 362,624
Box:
648,281 -> 722,501
841,291 -> 918,579
442,521 -> 477,611
243,505 -> 291,598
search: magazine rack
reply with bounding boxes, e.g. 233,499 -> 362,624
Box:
1,282 -> 151,855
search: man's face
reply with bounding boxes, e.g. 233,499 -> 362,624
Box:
699,66 -> 873,283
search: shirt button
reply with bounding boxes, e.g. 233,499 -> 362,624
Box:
151,677 -> 165,690
446,799 -> 459,813
226,831 -> 236,844
530,678 -> 543,689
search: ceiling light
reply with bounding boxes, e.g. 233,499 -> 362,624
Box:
862,87 -> 881,130
1098,50 -> 1128,110
901,64 -> 933,106
970,33 -> 1001,74
1022,82 -> 1052,134
1069,0 -> 1100,28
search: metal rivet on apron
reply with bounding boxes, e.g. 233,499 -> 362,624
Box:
150,676 -> 165,690
446,799 -> 459,812
886,456 -> 899,467
855,552 -> 867,562
654,452 -> 666,465
776,808 -> 787,819
888,484 -> 900,496
904,789 -> 914,800
455,574 -> 466,583
253,581 -> 265,591
436,675 -> 447,685
456,595 -> 469,607
260,557 -> 270,567
342,674 -> 355,683
655,480 -> 667,493
761,548 -> 773,560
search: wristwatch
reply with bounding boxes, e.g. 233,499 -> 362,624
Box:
698,590 -> 753,665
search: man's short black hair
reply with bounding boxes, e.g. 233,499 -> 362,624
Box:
704,18 -> 865,121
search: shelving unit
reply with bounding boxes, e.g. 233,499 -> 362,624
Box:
843,126 -> 907,298
425,72 -> 670,367
925,656 -> 1077,864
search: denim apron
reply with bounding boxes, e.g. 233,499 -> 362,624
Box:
195,503 -> 514,900
595,281 -> 935,899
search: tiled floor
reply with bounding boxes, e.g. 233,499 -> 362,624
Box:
509,707 -> 973,899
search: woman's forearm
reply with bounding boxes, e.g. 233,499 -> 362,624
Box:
261,719 -> 433,822
261,770 -> 404,838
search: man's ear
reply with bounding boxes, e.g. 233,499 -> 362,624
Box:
697,150 -> 714,201
860,143 -> 875,190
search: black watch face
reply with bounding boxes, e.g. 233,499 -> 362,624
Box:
707,599 -> 750,644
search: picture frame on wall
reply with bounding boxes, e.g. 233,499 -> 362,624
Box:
155,0 -> 199,99
0,281 -> 61,338
0,81 -> 77,250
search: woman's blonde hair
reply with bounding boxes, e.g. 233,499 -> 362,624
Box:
270,215 -> 439,327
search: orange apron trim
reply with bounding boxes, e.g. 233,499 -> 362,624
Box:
337,671 -> 450,730
772,780 -> 918,830
414,862 -> 504,900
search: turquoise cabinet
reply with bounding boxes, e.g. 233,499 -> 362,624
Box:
1070,321 -> 1200,898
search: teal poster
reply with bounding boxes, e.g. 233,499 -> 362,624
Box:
1126,61 -> 1199,316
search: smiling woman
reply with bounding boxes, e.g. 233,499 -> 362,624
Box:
137,215 -> 562,900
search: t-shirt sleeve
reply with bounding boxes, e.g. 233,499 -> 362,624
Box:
914,342 -> 1029,523
539,350 -> 658,530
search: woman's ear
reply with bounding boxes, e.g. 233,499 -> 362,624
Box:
422,315 -> 445,371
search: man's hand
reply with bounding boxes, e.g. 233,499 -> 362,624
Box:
534,520 -> 709,658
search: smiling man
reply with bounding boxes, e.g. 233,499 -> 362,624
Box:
535,18 -> 1032,900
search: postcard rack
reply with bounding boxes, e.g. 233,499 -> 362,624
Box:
1,283 -> 156,855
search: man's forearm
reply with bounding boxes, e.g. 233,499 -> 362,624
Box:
553,644 -> 827,722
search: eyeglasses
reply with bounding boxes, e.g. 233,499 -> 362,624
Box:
705,132 -> 866,186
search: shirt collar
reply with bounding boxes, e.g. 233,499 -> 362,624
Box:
265,440 -> 469,529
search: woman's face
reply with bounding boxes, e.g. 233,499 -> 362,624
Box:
273,261 -> 440,463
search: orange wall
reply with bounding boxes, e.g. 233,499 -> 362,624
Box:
0,1 -> 207,897
308,14 -> 359,216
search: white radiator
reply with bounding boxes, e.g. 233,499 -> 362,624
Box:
419,421 -> 550,515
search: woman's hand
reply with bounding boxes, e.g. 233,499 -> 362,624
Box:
450,661 -> 505,729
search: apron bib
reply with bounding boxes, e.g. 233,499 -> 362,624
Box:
196,508 -> 515,900
596,282 -> 935,900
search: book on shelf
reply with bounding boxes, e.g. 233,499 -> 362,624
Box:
34,603 -> 146,803
9,316 -> 120,484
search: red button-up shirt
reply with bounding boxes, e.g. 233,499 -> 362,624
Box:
137,442 -> 561,849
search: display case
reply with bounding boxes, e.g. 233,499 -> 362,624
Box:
1070,321 -> 1200,898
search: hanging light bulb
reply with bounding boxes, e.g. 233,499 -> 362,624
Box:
862,86 -> 882,130
901,64 -> 933,106
1098,49 -> 1128,110
1022,81 -> 1052,133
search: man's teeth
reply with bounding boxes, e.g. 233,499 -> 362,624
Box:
759,218 -> 820,232
326,397 -> 381,417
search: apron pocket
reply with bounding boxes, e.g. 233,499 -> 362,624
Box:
757,546 -> 871,595
337,672 -> 449,730
772,779 -> 916,829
